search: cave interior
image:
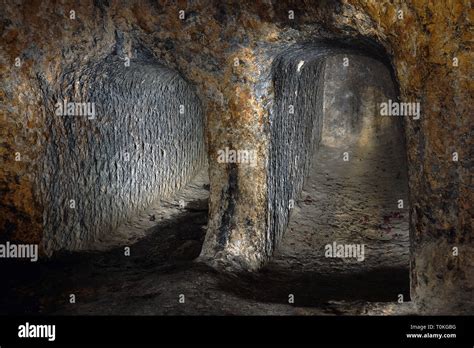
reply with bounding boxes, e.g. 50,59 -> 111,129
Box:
0,0 -> 472,316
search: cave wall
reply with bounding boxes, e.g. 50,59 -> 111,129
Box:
268,46 -> 326,258
0,0 -> 472,313
339,0 -> 473,314
37,57 -> 204,252
322,54 -> 397,146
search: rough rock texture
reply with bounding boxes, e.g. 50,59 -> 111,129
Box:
322,54 -> 397,146
0,0 -> 472,313
267,44 -> 326,259
37,57 -> 205,252
341,0 -> 473,314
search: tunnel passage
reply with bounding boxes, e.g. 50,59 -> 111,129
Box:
38,56 -> 206,253
248,41 -> 411,305
267,40 -> 408,262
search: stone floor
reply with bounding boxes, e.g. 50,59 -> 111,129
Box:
0,122 -> 415,315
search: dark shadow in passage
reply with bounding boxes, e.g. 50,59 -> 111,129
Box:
0,198 -> 209,315
217,266 -> 410,307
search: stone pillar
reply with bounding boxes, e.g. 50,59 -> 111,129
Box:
199,48 -> 270,271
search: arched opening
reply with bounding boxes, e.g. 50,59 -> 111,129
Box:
263,40 -> 410,309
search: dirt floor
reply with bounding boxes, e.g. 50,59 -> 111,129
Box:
1,121 -> 415,315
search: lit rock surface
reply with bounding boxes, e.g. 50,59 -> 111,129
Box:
37,57 -> 205,253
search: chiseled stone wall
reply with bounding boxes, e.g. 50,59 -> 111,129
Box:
268,44 -> 327,259
37,57 -> 204,253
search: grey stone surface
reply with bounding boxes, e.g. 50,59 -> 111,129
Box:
322,54 -> 396,146
37,57 -> 205,253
